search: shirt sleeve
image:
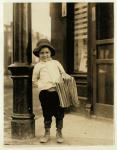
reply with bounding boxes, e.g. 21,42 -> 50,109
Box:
55,60 -> 66,74
55,60 -> 72,80
32,64 -> 40,86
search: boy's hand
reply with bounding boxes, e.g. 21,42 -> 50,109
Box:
62,73 -> 71,80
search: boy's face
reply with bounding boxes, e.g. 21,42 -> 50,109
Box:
39,47 -> 51,61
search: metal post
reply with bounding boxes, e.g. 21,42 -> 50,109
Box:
8,3 -> 35,139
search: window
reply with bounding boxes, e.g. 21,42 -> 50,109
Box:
74,3 -> 88,73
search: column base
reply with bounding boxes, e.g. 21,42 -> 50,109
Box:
11,118 -> 35,139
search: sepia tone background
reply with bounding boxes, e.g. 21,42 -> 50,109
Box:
4,2 -> 114,146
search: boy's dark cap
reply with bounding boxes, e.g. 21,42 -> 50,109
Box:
33,39 -> 55,57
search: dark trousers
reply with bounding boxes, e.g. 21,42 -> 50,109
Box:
39,90 -> 64,129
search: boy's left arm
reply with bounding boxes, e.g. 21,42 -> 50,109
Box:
56,61 -> 71,80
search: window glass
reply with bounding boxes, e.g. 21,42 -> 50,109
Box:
74,3 -> 88,73
96,3 -> 114,40
97,64 -> 113,105
97,44 -> 113,59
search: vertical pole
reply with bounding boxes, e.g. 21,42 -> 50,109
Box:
88,3 -> 96,114
66,3 -> 74,74
8,3 -> 35,139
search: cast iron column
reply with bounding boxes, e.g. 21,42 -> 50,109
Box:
8,3 -> 35,139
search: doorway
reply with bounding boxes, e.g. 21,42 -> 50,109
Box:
88,3 -> 114,116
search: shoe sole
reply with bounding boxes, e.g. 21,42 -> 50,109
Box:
57,139 -> 64,143
40,138 -> 50,143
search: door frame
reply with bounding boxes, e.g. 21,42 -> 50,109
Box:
88,3 -> 97,114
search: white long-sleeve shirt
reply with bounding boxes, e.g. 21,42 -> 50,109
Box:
32,59 -> 66,92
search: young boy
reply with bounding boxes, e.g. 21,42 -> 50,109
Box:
32,39 -> 70,143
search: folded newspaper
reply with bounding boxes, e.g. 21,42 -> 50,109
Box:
55,75 -> 80,108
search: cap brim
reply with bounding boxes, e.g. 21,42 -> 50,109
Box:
33,44 -> 55,57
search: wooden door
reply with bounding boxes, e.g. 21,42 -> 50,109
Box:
88,3 -> 114,115
96,3 -> 114,105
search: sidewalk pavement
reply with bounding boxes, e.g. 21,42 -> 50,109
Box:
4,75 -> 114,146
4,113 -> 114,146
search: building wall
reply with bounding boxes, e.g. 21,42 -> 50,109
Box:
4,24 -> 13,75
50,3 -> 114,117
50,3 -> 67,70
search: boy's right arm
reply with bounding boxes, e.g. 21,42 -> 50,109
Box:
32,64 -> 39,88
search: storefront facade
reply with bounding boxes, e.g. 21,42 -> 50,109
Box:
50,3 -> 114,118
